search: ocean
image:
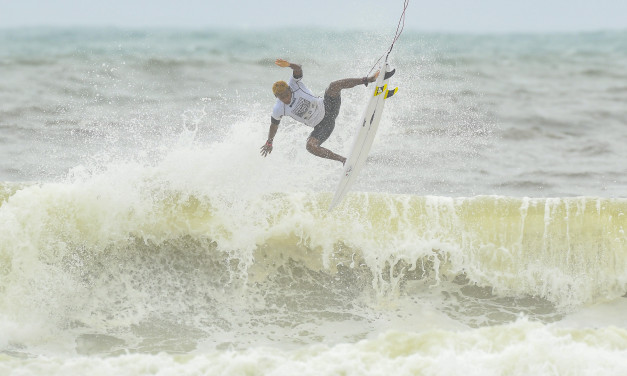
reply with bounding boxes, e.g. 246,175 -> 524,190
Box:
0,27 -> 626,375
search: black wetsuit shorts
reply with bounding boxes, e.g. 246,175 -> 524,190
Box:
309,93 -> 341,144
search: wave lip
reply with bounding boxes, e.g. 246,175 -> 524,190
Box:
1,183 -> 625,308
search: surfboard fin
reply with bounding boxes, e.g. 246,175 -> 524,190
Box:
384,69 -> 396,80
385,87 -> 398,99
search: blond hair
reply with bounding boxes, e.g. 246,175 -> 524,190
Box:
272,81 -> 289,96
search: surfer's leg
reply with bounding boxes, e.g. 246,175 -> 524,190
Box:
325,78 -> 366,97
306,136 -> 346,165
306,94 -> 345,164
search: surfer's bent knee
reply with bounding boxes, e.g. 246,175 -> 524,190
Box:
325,84 -> 342,99
306,137 -> 319,152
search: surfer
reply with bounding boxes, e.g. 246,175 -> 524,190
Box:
260,58 -> 378,165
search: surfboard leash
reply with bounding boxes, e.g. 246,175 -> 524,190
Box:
367,0 -> 409,76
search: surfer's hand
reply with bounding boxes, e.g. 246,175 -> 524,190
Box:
275,59 -> 290,68
260,141 -> 273,157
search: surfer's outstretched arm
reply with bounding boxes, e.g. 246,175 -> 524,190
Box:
261,121 -> 279,157
326,71 -> 379,97
275,59 -> 302,79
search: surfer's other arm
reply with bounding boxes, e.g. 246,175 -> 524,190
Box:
260,119 -> 279,157
275,59 -> 302,79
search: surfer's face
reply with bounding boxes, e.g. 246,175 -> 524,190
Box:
275,90 -> 291,104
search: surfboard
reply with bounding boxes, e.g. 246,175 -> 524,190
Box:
329,59 -> 397,210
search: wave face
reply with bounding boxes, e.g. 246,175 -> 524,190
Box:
1,179 -> 625,355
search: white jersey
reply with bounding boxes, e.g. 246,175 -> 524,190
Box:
271,76 -> 325,128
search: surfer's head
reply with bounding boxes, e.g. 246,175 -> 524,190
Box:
273,81 -> 291,104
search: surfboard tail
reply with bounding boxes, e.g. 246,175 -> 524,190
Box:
384,68 -> 396,80
385,87 -> 398,99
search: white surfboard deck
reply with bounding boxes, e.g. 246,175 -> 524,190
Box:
329,59 -> 397,211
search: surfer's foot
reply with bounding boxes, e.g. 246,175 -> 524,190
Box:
341,157 -> 346,166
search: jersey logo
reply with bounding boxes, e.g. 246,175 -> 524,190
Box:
292,98 -> 312,119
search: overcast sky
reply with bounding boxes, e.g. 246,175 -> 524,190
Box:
1,0 -> 626,33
